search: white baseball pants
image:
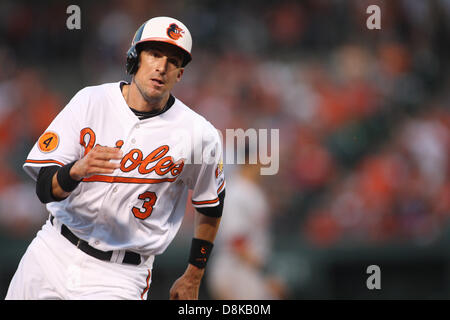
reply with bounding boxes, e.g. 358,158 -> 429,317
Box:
5,219 -> 154,300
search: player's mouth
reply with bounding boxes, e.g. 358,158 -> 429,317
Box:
151,78 -> 165,87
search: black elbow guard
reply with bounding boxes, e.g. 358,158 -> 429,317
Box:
36,166 -> 60,204
195,189 -> 225,218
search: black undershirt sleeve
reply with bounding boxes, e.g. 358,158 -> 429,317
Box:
195,189 -> 225,218
36,165 -> 62,204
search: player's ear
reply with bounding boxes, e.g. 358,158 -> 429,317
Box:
176,68 -> 184,82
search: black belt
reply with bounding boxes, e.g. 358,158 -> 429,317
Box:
50,215 -> 141,265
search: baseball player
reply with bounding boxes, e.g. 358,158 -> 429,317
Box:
6,16 -> 225,300
207,161 -> 284,299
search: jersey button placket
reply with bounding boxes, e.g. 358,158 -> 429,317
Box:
130,123 -> 139,145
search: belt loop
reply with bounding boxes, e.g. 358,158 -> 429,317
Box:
110,250 -> 128,264
110,250 -> 120,263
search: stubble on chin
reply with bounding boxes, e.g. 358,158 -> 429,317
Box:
133,76 -> 165,106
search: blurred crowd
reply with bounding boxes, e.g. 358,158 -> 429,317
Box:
0,0 -> 449,253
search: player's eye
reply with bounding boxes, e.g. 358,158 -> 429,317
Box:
168,58 -> 180,67
151,51 -> 162,57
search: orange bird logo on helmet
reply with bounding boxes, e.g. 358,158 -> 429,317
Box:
167,23 -> 184,40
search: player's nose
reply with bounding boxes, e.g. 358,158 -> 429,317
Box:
155,56 -> 169,74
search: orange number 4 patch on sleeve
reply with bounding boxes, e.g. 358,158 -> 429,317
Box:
38,131 -> 59,153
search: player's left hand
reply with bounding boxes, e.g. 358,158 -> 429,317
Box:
169,265 -> 204,300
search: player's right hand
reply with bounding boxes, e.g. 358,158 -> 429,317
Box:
70,145 -> 123,181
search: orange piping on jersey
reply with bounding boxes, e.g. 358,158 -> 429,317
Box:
217,180 -> 225,194
25,159 -> 64,166
82,175 -> 177,184
141,269 -> 151,300
192,197 -> 219,205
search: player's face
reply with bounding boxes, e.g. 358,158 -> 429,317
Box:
134,42 -> 184,102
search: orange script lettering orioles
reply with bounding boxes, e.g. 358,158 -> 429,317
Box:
80,128 -> 185,178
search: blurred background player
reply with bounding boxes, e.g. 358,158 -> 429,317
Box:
207,149 -> 286,299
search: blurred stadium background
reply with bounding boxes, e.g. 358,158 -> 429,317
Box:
0,0 -> 449,299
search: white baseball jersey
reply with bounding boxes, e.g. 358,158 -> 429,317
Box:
23,81 -> 225,257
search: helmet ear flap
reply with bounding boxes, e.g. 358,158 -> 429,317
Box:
126,45 -> 138,75
126,22 -> 145,75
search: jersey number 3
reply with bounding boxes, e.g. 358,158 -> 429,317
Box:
132,191 -> 157,220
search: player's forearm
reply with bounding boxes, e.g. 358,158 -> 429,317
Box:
184,213 -> 221,279
194,213 -> 221,243
169,214 -> 221,299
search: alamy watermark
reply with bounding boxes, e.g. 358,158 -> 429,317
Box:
169,128 -> 279,176
366,5 -> 381,30
366,265 -> 381,290
66,5 -> 81,30
66,4 -> 381,31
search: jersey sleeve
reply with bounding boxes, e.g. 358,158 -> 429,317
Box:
189,124 -> 226,211
23,89 -> 86,181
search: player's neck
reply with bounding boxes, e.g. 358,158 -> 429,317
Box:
122,82 -> 169,113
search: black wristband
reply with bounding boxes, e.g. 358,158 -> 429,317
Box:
56,161 -> 81,193
188,238 -> 214,269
